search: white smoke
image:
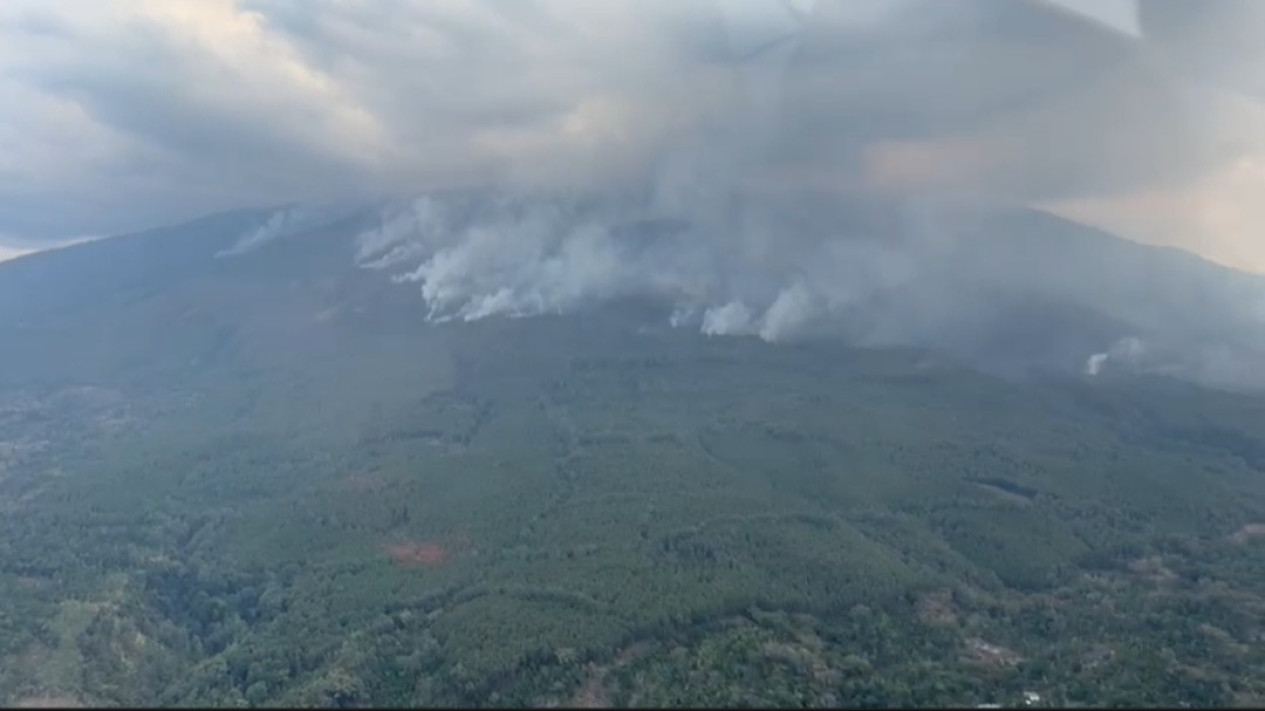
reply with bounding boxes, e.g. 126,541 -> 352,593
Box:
338,186 -> 1265,394
216,210 -> 294,259
350,190 -> 942,341
216,205 -> 357,259
701,301 -> 756,336
759,283 -> 817,342
1085,352 -> 1110,376
325,0 -> 1265,359
1085,336 -> 1148,375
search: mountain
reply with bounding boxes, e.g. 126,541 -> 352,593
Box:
4,191 -> 1263,392
2,195 -> 1265,707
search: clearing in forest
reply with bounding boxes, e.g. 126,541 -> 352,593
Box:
385,542 -> 450,567
1230,523 -> 1265,545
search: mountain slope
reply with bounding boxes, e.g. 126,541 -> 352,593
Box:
1,199 -> 1265,706
6,192 -> 1263,391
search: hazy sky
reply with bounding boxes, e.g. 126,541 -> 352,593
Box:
2,0 -> 1264,271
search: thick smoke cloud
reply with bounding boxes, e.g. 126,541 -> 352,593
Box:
5,0 -> 1265,387
349,191 -> 948,345
2,0 -> 1265,265
344,185 -> 1265,389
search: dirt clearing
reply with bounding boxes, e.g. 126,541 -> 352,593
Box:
385,542 -> 450,567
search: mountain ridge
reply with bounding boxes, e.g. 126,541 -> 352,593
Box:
3,192 -> 1262,393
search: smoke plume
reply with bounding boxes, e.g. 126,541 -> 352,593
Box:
207,0 -> 1265,389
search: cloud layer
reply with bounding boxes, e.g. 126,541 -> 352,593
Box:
2,1 -> 1265,272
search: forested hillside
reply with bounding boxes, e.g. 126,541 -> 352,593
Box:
2,211 -> 1265,707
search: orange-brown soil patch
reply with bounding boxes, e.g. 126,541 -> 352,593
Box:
386,542 -> 450,567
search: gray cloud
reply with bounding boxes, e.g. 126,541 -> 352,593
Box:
2,0 -> 1264,245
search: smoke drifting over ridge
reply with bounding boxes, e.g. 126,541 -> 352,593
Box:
348,190 -> 950,344
10,1 -> 1265,386
354,192 -> 869,334
336,185 -> 1265,391
180,0 -> 1243,390
283,0 -> 1265,390
215,204 -> 361,258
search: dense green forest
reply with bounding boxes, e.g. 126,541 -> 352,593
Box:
3,298 -> 1265,708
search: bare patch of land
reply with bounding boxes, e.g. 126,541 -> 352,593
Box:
1230,523 -> 1265,545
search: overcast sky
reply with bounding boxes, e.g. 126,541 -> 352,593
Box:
2,0 -> 1264,271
